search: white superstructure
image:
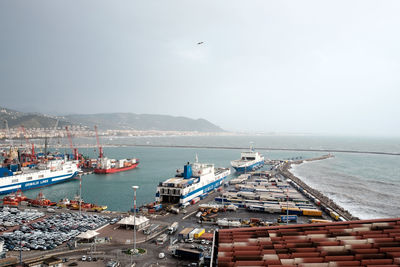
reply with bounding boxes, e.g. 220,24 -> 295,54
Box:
155,161 -> 230,205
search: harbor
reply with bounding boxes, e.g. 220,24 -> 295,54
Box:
0,146 -> 365,267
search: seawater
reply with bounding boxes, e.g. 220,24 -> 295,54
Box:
290,153 -> 400,219
22,135 -> 400,219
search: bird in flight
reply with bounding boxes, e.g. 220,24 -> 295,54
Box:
197,42 -> 204,45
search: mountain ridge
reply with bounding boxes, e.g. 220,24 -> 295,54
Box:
0,107 -> 224,132
64,113 -> 224,132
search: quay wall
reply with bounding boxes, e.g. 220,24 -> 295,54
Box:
278,154 -> 359,221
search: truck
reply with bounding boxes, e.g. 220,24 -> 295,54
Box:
170,207 -> 180,214
190,197 -> 200,205
278,215 -> 297,223
143,224 -> 159,235
181,202 -> 190,209
156,233 -> 168,245
153,203 -> 163,211
174,248 -> 203,261
178,228 -> 194,240
168,222 -> 179,234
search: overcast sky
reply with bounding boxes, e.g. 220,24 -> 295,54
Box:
1,1 -> 399,136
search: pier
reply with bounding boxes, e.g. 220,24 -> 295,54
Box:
277,154 -> 359,221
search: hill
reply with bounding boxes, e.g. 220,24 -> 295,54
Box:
64,113 -> 224,132
0,107 -> 225,132
0,107 -> 68,129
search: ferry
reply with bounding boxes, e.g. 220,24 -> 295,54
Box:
155,160 -> 231,206
231,146 -> 265,173
0,159 -> 79,195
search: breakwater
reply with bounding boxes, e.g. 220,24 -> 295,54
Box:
124,144 -> 400,156
278,154 -> 359,221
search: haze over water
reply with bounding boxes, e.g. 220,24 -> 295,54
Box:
19,135 -> 400,220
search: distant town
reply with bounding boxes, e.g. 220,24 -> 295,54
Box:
0,126 -> 233,142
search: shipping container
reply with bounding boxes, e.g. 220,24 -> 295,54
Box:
302,209 -> 323,217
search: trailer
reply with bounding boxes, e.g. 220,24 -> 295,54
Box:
178,228 -> 194,240
279,215 -> 298,223
174,248 -> 203,261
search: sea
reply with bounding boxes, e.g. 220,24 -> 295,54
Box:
13,135 -> 400,220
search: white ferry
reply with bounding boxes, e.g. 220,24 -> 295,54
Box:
155,160 -> 231,206
0,159 -> 79,194
231,146 -> 265,173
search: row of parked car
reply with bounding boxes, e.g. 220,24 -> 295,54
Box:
1,211 -> 111,252
0,207 -> 44,227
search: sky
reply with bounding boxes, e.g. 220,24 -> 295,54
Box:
0,1 -> 399,136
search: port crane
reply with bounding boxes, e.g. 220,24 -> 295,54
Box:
20,125 -> 36,164
94,125 -> 103,159
65,126 -> 78,160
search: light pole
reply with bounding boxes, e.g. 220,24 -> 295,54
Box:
132,186 -> 139,255
286,188 -> 289,225
79,174 -> 82,218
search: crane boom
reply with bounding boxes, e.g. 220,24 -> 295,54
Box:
65,126 -> 78,160
94,125 -> 103,158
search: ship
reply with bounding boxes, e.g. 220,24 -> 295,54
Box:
155,159 -> 231,206
57,196 -> 107,212
92,126 -> 139,174
0,158 -> 79,195
28,191 -> 57,207
2,189 -> 28,206
231,145 -> 265,173
94,158 -> 139,174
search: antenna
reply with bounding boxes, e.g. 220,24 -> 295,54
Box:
249,141 -> 254,151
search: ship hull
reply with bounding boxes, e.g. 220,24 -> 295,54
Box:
178,173 -> 229,205
232,160 -> 264,173
94,163 -> 139,174
0,171 -> 79,195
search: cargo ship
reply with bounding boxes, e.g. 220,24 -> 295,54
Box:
155,160 -> 231,206
94,158 -> 139,174
0,158 -> 79,195
92,126 -> 139,174
231,146 -> 265,173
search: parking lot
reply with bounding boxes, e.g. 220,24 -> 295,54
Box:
1,208 -> 111,253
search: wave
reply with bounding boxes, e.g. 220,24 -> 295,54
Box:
289,158 -> 400,219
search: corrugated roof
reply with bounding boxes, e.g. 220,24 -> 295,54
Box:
217,218 -> 400,267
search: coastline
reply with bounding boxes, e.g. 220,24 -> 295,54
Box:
278,154 -> 359,221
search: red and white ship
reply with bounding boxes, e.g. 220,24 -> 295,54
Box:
94,158 -> 139,174
93,125 -> 139,174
